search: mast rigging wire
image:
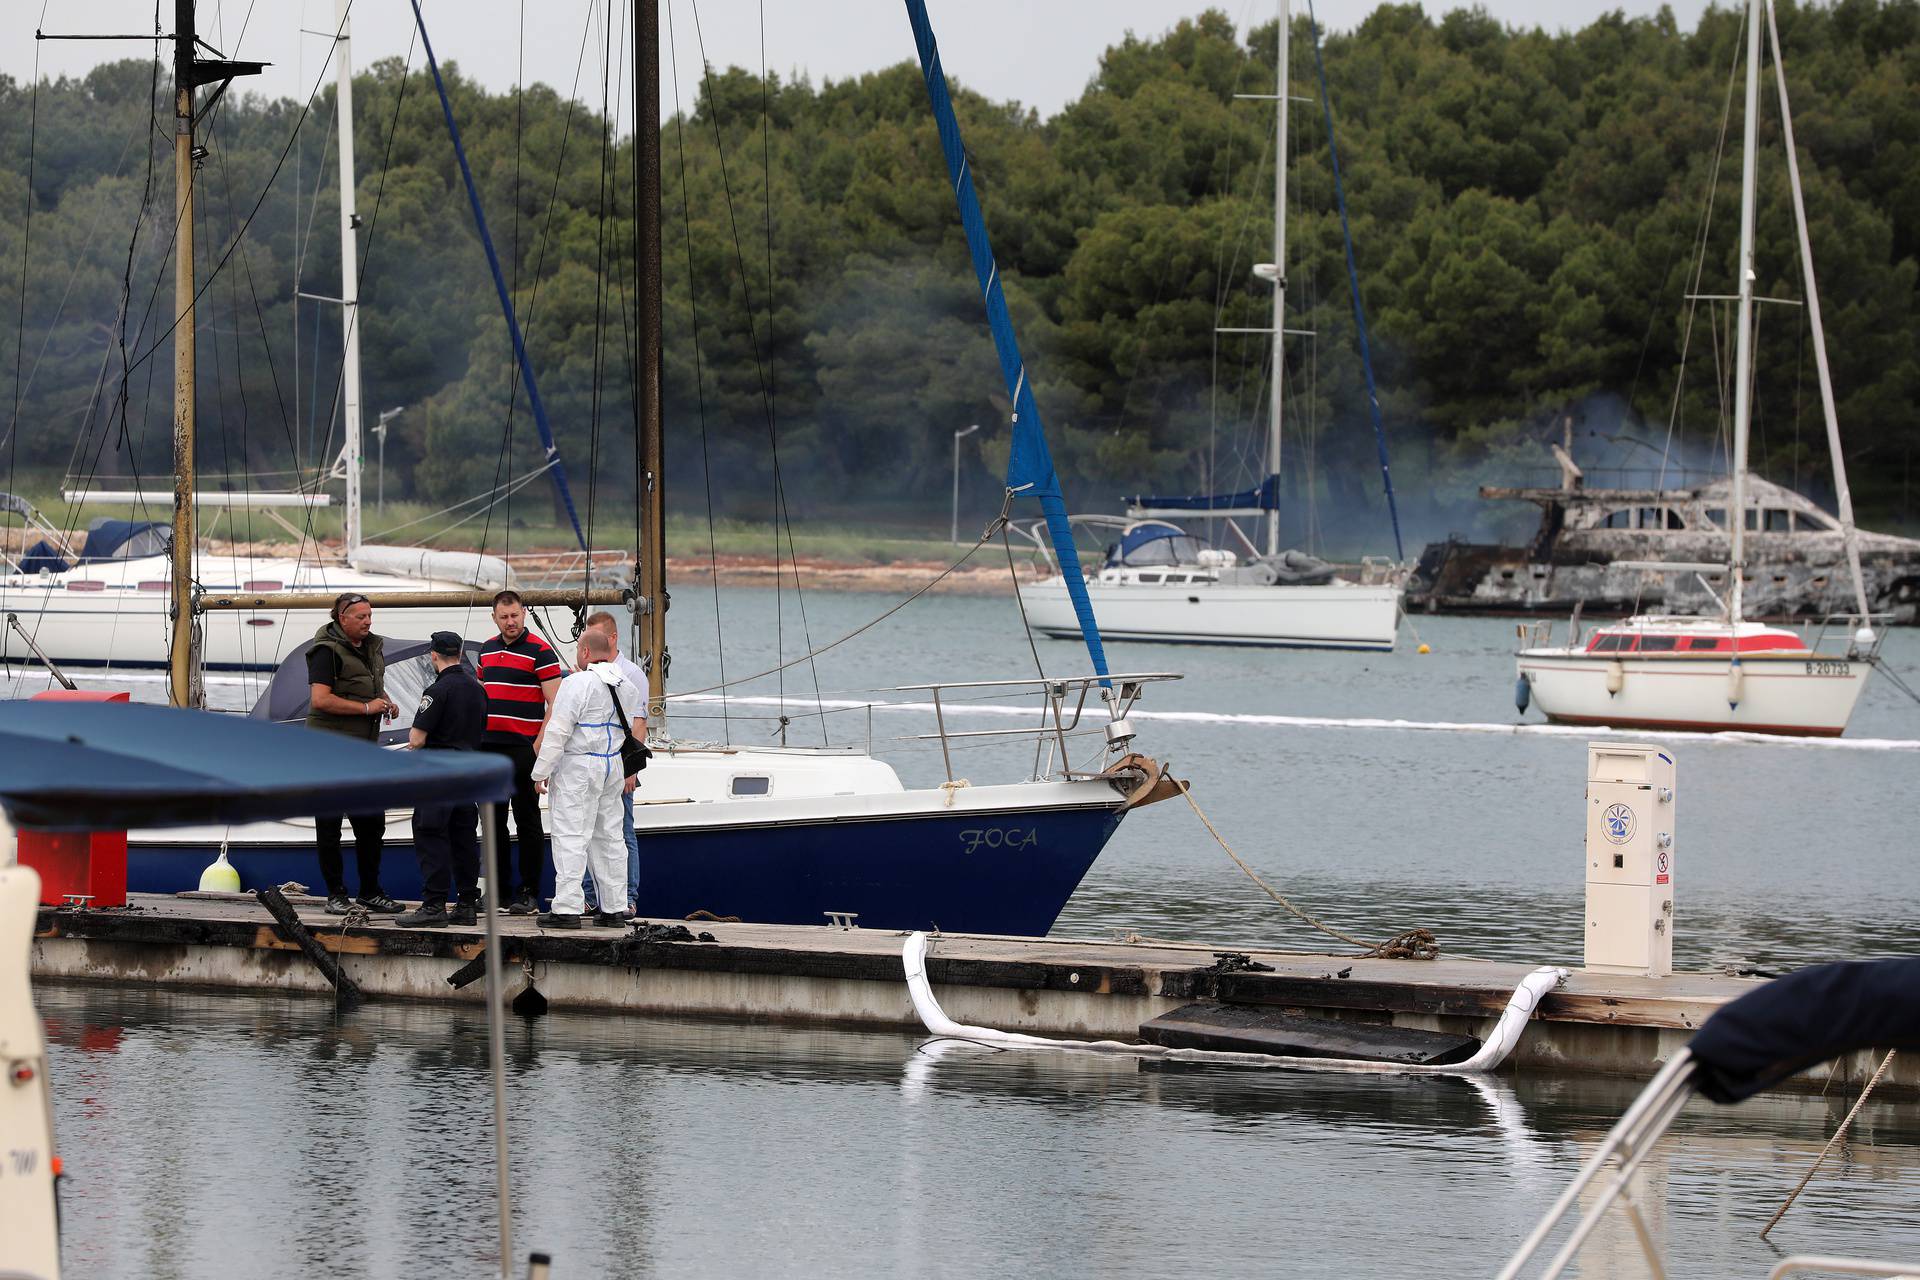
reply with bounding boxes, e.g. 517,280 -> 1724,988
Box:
666,0 -> 732,741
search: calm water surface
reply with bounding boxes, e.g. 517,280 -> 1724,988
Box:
42,983 -> 1920,1279
17,589 -> 1920,1276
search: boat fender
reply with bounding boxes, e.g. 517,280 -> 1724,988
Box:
198,846 -> 241,893
1514,672 -> 1532,715
1605,660 -> 1625,697
1726,658 -> 1744,710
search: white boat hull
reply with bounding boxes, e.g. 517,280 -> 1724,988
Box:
2,555 -> 499,670
1517,649 -> 1870,737
1020,577 -> 1401,650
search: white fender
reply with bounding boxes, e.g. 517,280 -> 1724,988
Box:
902,932 -> 1566,1076
1726,659 -> 1745,709
1605,660 -> 1625,697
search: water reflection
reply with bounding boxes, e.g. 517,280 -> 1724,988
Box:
43,983 -> 1920,1279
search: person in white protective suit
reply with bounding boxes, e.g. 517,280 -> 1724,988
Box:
529,628 -> 644,928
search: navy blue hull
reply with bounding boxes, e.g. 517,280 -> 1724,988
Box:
129,804 -> 1124,937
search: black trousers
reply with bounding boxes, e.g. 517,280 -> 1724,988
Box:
480,739 -> 545,896
316,811 -> 386,898
413,800 -> 480,909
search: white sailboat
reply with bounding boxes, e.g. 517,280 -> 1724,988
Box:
104,0 -> 1184,938
1018,0 -> 1402,651
1517,0 -> 1880,738
0,2 -> 529,675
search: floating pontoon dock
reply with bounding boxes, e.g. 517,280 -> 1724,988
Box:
30,893 -> 1915,1096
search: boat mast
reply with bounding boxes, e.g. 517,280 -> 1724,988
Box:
169,1 -> 200,708
1762,0 -> 1872,633
635,0 -> 668,733
1265,0 -> 1289,560
1728,0 -> 1763,627
334,0 -> 364,556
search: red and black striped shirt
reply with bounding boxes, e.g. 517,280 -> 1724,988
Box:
477,631 -> 562,743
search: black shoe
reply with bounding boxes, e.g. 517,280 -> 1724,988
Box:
358,893 -> 404,915
591,911 -> 626,929
448,901 -> 478,927
508,888 -> 539,916
395,903 -> 449,928
324,894 -> 352,915
535,911 -> 582,930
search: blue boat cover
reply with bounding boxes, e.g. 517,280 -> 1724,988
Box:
0,701 -> 512,830
1687,957 -> 1920,1103
79,519 -> 169,560
16,541 -> 69,575
902,0 -> 1109,681
1127,476 -> 1280,512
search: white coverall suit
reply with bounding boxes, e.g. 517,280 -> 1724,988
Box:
529,662 -> 639,915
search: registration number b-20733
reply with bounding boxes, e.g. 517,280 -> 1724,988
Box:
1804,660 -> 1851,676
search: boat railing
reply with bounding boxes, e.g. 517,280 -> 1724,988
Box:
500,548 -> 632,590
892,672 -> 1183,784
1804,612 -> 1894,661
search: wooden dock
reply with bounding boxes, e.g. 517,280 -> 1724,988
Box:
30,893 -> 1915,1095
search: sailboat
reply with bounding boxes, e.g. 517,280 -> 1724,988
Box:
105,0 -> 1181,937
1018,0 -> 1404,652
0,2 -> 528,676
1516,0 -> 1881,738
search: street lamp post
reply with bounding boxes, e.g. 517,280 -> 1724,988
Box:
374,406 -> 404,513
952,423 -> 981,543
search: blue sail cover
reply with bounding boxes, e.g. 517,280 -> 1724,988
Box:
1127,475 -> 1280,512
902,0 -> 1109,681
409,0 -> 587,551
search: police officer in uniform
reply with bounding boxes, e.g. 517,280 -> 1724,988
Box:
396,632 -> 489,928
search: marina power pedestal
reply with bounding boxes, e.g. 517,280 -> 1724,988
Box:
1584,742 -> 1676,977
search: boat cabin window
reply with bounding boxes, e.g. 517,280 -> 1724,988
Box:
1702,508 -> 1727,531
1137,573 -> 1163,583
1635,508 -> 1682,531
1680,636 -> 1730,652
1764,509 -> 1791,532
1636,636 -> 1678,652
1589,633 -> 1631,652
730,775 -> 772,797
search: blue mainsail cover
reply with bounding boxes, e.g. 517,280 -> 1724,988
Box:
1127,475 -> 1280,512
408,0 -> 587,551
902,0 -> 1109,681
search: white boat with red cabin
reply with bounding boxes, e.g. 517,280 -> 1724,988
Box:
1516,615 -> 1875,737
1517,1 -> 1884,737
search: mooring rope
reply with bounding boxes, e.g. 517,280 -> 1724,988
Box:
1175,775 -> 1439,961
1759,1047 -> 1898,1239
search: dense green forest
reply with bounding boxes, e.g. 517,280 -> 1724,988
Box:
2,1 -> 1917,554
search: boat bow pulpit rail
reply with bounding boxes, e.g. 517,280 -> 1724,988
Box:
892,672 -> 1180,783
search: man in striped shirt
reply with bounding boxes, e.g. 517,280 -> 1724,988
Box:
478,589 -> 563,914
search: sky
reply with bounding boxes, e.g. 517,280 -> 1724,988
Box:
14,0 -> 1719,124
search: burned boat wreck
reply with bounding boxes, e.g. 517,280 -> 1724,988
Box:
1409,469 -> 1920,623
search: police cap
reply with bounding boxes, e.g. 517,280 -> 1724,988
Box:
430,630 -> 464,657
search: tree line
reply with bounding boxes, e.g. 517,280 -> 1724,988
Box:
2,1 -> 1916,553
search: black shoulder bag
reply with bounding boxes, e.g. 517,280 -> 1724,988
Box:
606,681 -> 653,776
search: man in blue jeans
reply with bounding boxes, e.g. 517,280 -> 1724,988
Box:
581,610 -> 645,915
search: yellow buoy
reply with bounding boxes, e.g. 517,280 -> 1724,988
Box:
198,847 -> 241,893
1416,643 -> 1430,655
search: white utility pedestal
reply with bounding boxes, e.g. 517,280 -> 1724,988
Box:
1583,742 -> 1676,976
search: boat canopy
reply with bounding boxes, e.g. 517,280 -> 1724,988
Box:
1687,957 -> 1920,1103
1125,475 -> 1279,515
1106,523 -> 1207,568
14,518 -> 170,575
0,701 -> 512,830
251,635 -> 489,747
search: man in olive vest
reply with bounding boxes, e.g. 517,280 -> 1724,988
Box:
305,592 -> 403,915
